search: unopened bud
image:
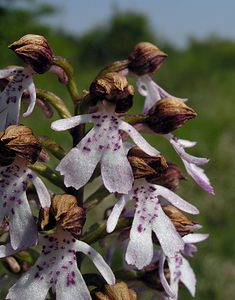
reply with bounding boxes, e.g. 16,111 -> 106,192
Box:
146,162 -> 186,191
2,256 -> 21,273
128,42 -> 167,76
162,205 -> 198,236
9,34 -> 53,74
146,98 -> 197,134
128,146 -> 167,179
0,125 -> 41,164
93,281 -> 137,300
89,72 -> 134,113
39,194 -> 86,239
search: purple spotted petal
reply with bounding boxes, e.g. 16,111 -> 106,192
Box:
0,67 -> 35,130
125,210 -> 153,269
7,230 -> 115,300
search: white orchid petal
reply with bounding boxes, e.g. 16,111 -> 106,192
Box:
152,204 -> 184,258
0,68 -> 19,78
183,233 -> 209,244
75,240 -> 116,285
0,243 -> 18,258
9,197 -> 38,250
155,185 -> 199,215
159,253 -> 176,298
101,144 -> 133,194
51,114 -> 92,131
22,80 -> 36,117
31,173 -> 51,208
125,204 -> 154,269
55,268 -> 91,300
119,120 -> 159,156
6,271 -> 50,300
180,257 -> 196,297
107,195 -> 130,233
177,138 -> 197,148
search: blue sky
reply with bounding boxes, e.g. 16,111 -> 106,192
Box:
36,0 -> 234,47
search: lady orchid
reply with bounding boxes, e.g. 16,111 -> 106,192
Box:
106,178 -> 199,269
51,100 -> 159,194
1,229 -> 115,300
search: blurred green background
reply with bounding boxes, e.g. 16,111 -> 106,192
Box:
0,1 -> 235,299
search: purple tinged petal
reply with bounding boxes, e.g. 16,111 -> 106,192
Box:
183,161 -> 214,195
119,120 -> 159,156
75,240 -> 116,285
51,114 -> 92,131
107,195 -> 130,233
152,204 -> 184,258
22,79 -> 36,117
155,185 -> 199,215
31,173 -> 51,208
126,222 -> 153,269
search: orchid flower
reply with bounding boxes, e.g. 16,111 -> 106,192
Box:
106,178 -> 199,269
136,75 -> 187,114
0,66 -> 36,131
159,233 -> 209,299
51,101 -> 159,194
0,157 -> 50,250
1,229 -> 115,300
164,134 -> 214,194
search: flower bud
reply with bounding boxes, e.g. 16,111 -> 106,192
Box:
162,205 -> 198,236
146,98 -> 197,134
89,72 -> 134,113
38,194 -> 86,239
128,42 -> 167,75
9,34 -> 53,74
128,146 -> 167,179
2,257 -> 21,274
0,125 -> 42,164
146,162 -> 186,191
93,281 -> 137,300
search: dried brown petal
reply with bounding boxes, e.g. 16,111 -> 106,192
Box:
146,162 -> 186,191
146,98 -> 197,134
0,125 -> 41,164
38,207 -> 56,231
9,34 -> 53,74
94,282 -> 137,300
128,146 -> 167,179
162,205 -> 198,236
90,72 -> 134,113
51,194 -> 86,239
128,42 -> 167,76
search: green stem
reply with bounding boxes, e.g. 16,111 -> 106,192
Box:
82,218 -> 132,245
52,55 -> 81,104
36,89 -> 71,119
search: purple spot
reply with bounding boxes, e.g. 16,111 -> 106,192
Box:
137,224 -> 143,232
82,146 -> 91,152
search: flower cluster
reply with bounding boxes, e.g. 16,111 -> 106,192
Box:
0,35 -> 213,300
